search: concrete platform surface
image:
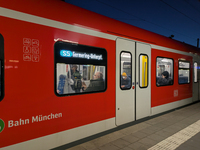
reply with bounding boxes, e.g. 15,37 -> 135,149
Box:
54,102 -> 200,150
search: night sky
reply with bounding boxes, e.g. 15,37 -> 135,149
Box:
64,0 -> 200,47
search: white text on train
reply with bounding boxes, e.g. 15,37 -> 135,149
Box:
8,113 -> 62,128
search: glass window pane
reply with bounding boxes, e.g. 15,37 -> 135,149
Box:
194,62 -> 197,83
178,60 -> 190,84
179,69 -> 190,84
56,64 -> 105,94
120,52 -> 131,90
139,54 -> 148,88
156,57 -> 173,86
179,61 -> 190,68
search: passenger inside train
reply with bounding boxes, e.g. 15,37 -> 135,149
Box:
82,71 -> 104,92
121,72 -> 131,89
69,64 -> 82,93
120,52 -> 132,89
156,71 -> 170,86
56,64 -> 106,94
156,57 -> 173,86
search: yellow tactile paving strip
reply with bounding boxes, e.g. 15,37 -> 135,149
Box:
148,120 -> 200,150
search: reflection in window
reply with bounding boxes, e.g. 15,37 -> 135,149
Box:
120,52 -> 131,90
139,54 -> 148,88
194,62 -> 197,83
156,57 -> 173,86
56,64 -> 105,94
179,61 -> 190,84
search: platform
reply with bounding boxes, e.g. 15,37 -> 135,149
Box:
54,102 -> 200,150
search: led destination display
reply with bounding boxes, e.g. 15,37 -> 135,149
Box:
60,50 -> 103,60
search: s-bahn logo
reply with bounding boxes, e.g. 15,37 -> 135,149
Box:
0,119 -> 5,133
60,50 -> 73,57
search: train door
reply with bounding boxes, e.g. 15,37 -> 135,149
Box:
135,42 -> 151,120
193,55 -> 199,102
116,38 -> 151,126
116,38 -> 135,126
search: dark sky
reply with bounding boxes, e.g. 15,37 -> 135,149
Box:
64,0 -> 200,47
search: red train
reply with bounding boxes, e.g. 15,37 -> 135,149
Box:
0,0 -> 200,149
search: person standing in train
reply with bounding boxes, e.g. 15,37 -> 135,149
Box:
121,72 -> 131,89
68,64 -> 82,93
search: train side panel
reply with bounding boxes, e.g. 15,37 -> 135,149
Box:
151,48 -> 193,114
0,15 -> 116,148
0,0 -> 199,149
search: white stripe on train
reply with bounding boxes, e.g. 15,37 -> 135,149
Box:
0,7 -> 195,57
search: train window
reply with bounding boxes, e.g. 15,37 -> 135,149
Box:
120,52 -> 132,90
139,54 -> 148,88
0,34 -> 4,101
156,57 -> 174,86
194,62 -> 197,83
54,41 -> 107,96
179,60 -> 190,84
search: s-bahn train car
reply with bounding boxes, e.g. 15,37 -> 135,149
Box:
0,0 -> 200,149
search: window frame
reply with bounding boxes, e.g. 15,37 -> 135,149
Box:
120,51 -> 132,90
139,54 -> 149,88
194,62 -> 198,83
54,41 -> 107,96
156,56 -> 174,87
0,34 -> 4,102
178,60 -> 190,85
